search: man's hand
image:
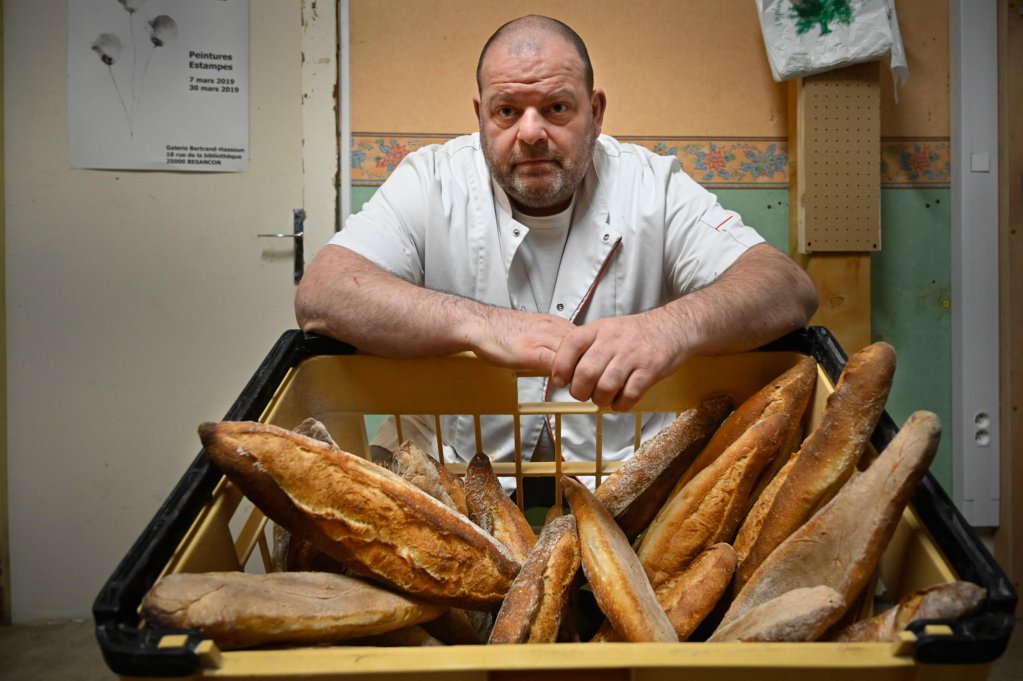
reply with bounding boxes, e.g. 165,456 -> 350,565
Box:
550,308 -> 691,412
549,244 -> 818,412
469,307 -> 577,373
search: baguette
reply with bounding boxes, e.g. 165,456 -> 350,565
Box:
636,413 -> 789,588
420,608 -> 488,645
592,543 -> 736,642
269,418 -> 345,573
545,508 -> 584,643
272,521 -> 349,574
832,581 -> 986,642
384,439 -> 478,654
721,410 -> 940,628
199,421 -> 520,609
428,455 -> 469,517
674,356 -> 816,492
489,515 -> 581,644
594,394 -> 733,540
141,571 -> 446,650
708,585 -> 845,642
389,440 -> 458,511
292,417 -> 340,448
732,452 -> 798,567
465,452 -> 537,564
563,477 -> 676,642
734,342 -> 896,592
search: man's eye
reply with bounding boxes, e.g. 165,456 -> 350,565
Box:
496,106 -> 515,117
549,103 -> 569,114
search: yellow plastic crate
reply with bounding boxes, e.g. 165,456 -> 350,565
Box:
94,329 -> 1016,680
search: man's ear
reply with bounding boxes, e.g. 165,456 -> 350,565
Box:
591,89 -> 607,135
473,96 -> 481,123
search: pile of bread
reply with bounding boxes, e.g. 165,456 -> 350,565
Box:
141,342 -> 985,649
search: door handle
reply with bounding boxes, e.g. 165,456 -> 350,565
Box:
258,208 -> 305,284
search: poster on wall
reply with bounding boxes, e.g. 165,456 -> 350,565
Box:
68,0 -> 249,171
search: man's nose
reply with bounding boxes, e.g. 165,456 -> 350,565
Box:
516,108 -> 548,146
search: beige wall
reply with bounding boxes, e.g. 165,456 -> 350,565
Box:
881,0 -> 948,136
4,1 -> 307,622
351,0 -> 948,139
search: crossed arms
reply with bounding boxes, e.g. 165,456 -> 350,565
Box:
295,242 -> 818,412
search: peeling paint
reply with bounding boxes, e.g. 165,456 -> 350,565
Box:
300,0 -> 321,26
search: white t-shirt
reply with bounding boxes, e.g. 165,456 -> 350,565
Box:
512,199 -> 573,314
331,133 -> 764,466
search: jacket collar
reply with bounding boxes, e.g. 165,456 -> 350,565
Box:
485,137 -> 622,317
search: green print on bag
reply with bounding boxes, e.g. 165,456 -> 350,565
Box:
789,0 -> 854,36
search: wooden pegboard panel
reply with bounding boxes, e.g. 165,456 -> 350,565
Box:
793,62 -> 881,253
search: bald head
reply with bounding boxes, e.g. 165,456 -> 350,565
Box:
476,15 -> 593,94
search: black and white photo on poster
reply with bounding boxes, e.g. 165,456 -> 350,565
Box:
69,0 -> 249,171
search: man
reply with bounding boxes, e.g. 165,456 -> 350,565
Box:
296,15 -> 817,472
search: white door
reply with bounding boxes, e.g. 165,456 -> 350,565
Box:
3,0 -> 336,622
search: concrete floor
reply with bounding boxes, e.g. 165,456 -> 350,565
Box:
1,620 -> 112,681
0,617 -> 1020,680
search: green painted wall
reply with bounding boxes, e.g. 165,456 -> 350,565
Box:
347,185 -> 955,493
351,186 -> 377,216
872,189 -> 952,491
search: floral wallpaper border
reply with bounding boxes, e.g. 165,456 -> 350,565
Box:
350,134 -> 951,188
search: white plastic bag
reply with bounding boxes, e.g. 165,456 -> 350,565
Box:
756,0 -> 908,88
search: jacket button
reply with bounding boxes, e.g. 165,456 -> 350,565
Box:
556,303 -> 564,311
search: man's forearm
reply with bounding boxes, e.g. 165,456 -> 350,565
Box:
295,245 -> 576,369
667,243 -> 819,356
295,245 -> 485,358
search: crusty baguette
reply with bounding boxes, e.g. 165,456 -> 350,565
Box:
465,452 -> 537,564
592,543 -> 736,642
544,505 -> 584,643
269,418 -> 345,574
708,585 -> 845,642
141,571 -> 446,650
833,581 -> 986,642
432,609 -> 495,645
199,421 -> 520,609
420,607 -> 490,645
389,440 -> 457,511
556,588 -> 582,643
273,521 -> 349,574
594,394 -> 733,540
732,452 -> 798,567
563,477 -> 676,642
656,543 -> 737,641
270,520 -> 291,573
721,410 -> 940,628
489,515 -> 581,644
292,417 -> 339,448
428,455 -> 469,517
674,357 -> 816,493
544,503 -> 565,525
636,413 -> 790,588
734,342 -> 896,592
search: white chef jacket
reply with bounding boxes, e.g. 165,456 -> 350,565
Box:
330,133 -> 764,469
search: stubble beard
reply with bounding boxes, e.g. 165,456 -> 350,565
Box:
481,119 -> 597,212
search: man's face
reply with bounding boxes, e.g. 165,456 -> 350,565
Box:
475,34 -> 606,216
